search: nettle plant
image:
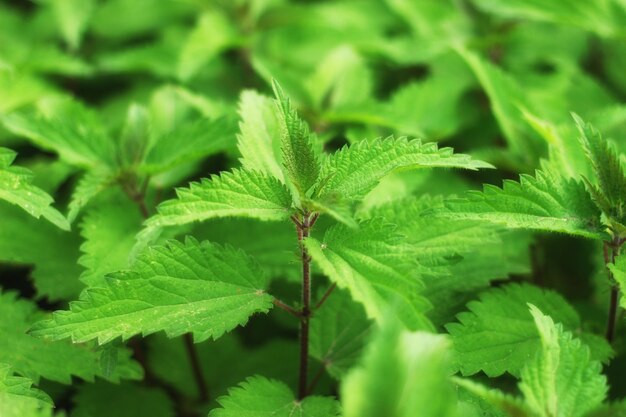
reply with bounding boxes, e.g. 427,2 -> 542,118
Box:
2,79 -> 626,417
23,80 -> 490,413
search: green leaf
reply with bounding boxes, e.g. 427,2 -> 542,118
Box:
573,114 -> 626,227
309,288 -> 373,379
387,0 -> 469,50
471,0 -> 626,37
141,116 -> 237,174
272,79 -> 321,197
303,196 -> 358,228
454,377 -> 532,417
118,103 -> 150,169
210,375 -> 341,417
30,238 -> 274,344
0,363 -> 52,405
446,283 -> 612,377
50,0 -> 95,50
305,218 -> 433,331
2,98 -> 116,168
236,90 -> 284,181
586,401 -> 626,417
521,109 -> 591,180
341,319 -> 455,417
370,196 -> 506,276
307,45 -> 373,111
520,305 -> 607,417
314,137 -> 493,201
67,168 -> 117,223
144,169 -> 293,231
72,381 -> 174,417
370,196 -> 531,324
79,195 -> 143,287
439,165 -> 606,240
609,252 -> 626,312
0,291 -> 141,384
0,363 -> 52,417
0,71 -> 51,114
177,10 -> 234,81
383,54 -> 475,138
0,147 -> 69,230
0,204 -> 82,300
192,218 -> 299,282
456,47 -> 545,167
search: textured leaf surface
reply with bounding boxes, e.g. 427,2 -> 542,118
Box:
272,79 -> 320,196
145,169 -> 293,230
72,381 -> 174,417
0,364 -> 52,405
305,219 -> 433,331
371,196 -> 531,324
236,90 -> 283,181
79,195 -> 143,287
440,166 -> 606,239
210,376 -> 341,417
0,148 -> 69,230
67,168 -> 117,223
342,320 -> 455,417
520,305 -> 607,417
0,292 -> 141,384
0,364 -> 52,417
31,238 -> 274,344
309,288 -> 373,379
446,283 -> 611,377
574,114 -> 626,226
315,137 -> 493,201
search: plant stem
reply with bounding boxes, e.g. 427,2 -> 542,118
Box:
295,212 -> 313,400
184,334 -> 209,402
273,298 -> 301,318
315,283 -> 337,311
122,176 -> 150,218
606,286 -> 619,343
604,238 -> 621,343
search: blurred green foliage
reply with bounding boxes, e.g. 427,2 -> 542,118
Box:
1,0 -> 626,416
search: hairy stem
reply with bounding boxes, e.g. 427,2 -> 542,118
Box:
273,298 -> 301,318
184,334 -> 209,402
604,238 -> 621,343
295,212 -> 314,400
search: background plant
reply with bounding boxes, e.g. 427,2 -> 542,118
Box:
1,0 -> 626,416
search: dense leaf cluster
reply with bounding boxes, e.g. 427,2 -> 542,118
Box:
1,0 -> 626,416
